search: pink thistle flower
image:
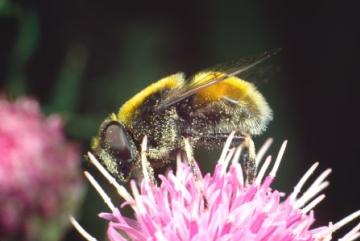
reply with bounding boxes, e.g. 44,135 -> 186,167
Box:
0,97 -> 83,240
72,134 -> 360,241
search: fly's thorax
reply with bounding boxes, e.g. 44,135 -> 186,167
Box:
125,96 -> 183,164
117,73 -> 185,127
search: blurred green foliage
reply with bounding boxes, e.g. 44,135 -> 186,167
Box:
3,2 -> 38,96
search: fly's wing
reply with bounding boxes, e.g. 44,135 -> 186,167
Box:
157,48 -> 280,110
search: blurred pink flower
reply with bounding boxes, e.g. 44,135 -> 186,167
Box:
73,135 -> 360,241
0,97 -> 83,240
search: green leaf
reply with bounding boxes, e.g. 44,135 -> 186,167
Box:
6,9 -> 39,96
47,45 -> 88,113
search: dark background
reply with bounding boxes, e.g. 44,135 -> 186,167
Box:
1,0 -> 359,240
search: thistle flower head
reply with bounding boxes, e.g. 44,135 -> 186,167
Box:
73,134 -> 360,241
0,97 -> 83,240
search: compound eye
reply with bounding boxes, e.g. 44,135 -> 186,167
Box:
104,124 -> 130,153
101,122 -> 133,178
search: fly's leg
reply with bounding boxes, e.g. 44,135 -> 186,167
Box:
182,137 -> 207,208
182,137 -> 201,182
198,132 -> 256,184
240,135 -> 256,185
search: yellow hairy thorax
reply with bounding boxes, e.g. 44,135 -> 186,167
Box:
118,73 -> 184,127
